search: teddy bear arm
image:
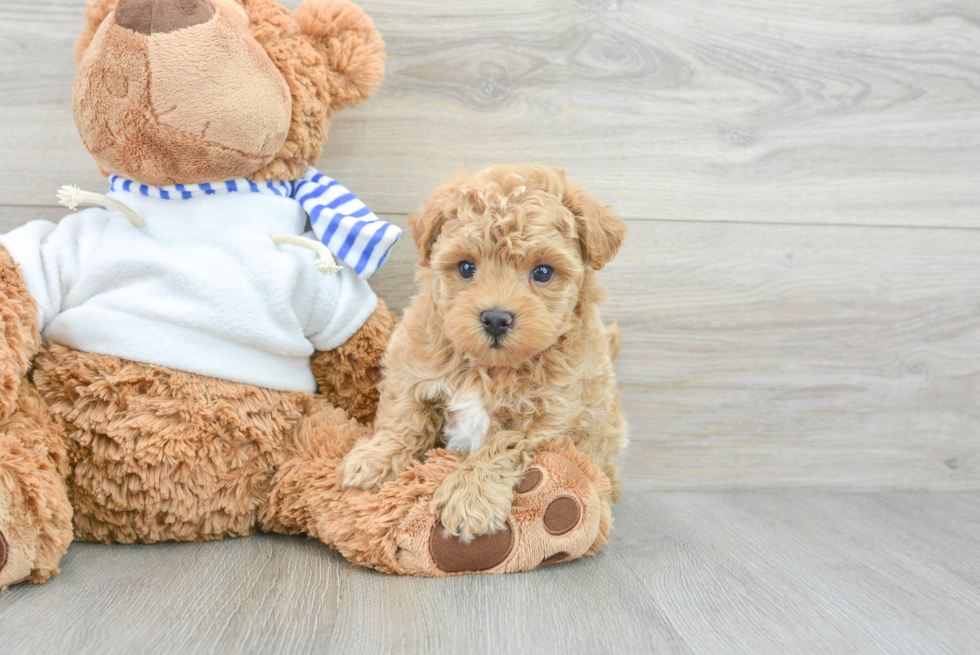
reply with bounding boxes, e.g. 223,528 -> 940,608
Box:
310,298 -> 397,424
0,247 -> 73,586
0,247 -> 44,419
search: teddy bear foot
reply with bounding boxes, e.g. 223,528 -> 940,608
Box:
393,440 -> 614,576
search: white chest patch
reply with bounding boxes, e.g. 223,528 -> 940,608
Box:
443,390 -> 491,453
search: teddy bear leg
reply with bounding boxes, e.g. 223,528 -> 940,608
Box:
261,394 -> 436,572
311,299 -> 397,425
0,383 -> 73,588
259,396 -> 373,542
263,398 -> 614,576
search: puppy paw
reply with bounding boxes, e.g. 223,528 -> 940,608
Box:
431,469 -> 514,543
342,441 -> 412,490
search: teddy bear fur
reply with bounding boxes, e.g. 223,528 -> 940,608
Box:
72,0 -> 384,185
0,0 -> 615,586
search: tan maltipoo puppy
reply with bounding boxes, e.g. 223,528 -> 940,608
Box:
343,165 -> 628,541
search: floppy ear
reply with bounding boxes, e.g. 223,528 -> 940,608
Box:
409,186 -> 456,268
75,0 -> 119,65
295,0 -> 386,111
561,174 -> 627,270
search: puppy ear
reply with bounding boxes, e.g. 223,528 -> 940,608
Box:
561,173 -> 627,270
75,0 -> 119,65
295,0 -> 386,111
408,187 -> 452,267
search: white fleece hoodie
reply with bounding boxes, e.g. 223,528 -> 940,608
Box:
0,184 -> 381,392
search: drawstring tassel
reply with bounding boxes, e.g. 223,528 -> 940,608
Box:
57,185 -> 145,227
270,234 -> 341,275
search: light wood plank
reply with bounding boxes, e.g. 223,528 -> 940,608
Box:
608,219 -> 980,490
2,0 -> 979,227
0,491 -> 978,654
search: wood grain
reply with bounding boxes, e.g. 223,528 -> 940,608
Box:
2,0 -> 980,227
0,491 -> 977,654
608,220 -> 980,490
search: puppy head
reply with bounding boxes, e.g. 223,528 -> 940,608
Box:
410,165 -> 626,368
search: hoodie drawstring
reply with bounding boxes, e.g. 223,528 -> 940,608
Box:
270,234 -> 341,275
58,185 -> 145,227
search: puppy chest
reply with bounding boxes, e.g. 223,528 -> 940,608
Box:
442,390 -> 493,453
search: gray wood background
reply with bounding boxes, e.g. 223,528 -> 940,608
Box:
3,0 -> 978,491
1,2 -> 980,653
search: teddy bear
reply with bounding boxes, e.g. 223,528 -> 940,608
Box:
0,0 -> 615,586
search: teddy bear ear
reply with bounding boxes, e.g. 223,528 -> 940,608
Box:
75,0 -> 119,65
558,171 -> 627,271
295,0 -> 386,111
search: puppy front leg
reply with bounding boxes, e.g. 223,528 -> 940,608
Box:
433,425 -> 558,541
342,388 -> 441,490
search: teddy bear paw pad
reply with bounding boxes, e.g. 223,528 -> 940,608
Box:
514,467 -> 543,494
543,496 -> 581,535
428,520 -> 514,573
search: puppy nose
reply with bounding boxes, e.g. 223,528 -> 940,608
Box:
115,0 -> 215,35
481,310 -> 514,338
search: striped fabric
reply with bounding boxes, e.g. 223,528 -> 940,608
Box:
293,168 -> 400,279
109,175 -> 294,200
108,167 -> 400,279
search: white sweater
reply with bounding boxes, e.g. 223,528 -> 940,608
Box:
0,188 -> 380,392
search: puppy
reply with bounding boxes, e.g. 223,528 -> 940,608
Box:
342,165 -> 628,541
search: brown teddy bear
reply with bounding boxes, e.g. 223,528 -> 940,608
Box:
0,0 -> 614,586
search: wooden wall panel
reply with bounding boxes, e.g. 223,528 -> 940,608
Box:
0,0 -> 978,490
2,0 -> 980,226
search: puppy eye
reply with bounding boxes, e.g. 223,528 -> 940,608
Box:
458,260 -> 476,279
532,264 -> 554,284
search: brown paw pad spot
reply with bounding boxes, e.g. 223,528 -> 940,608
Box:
539,551 -> 570,567
0,529 -> 6,572
429,520 -> 514,573
543,496 -> 580,535
514,468 -> 543,494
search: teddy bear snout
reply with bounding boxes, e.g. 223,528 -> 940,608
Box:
114,0 -> 215,35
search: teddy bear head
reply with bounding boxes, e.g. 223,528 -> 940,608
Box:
72,0 -> 385,186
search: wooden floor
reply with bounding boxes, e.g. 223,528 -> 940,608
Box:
1,490 -> 978,654
2,0 -> 980,652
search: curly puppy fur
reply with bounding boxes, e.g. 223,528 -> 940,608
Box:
343,165 -> 628,541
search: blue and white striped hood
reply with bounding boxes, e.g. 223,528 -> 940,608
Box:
109,167 -> 400,279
